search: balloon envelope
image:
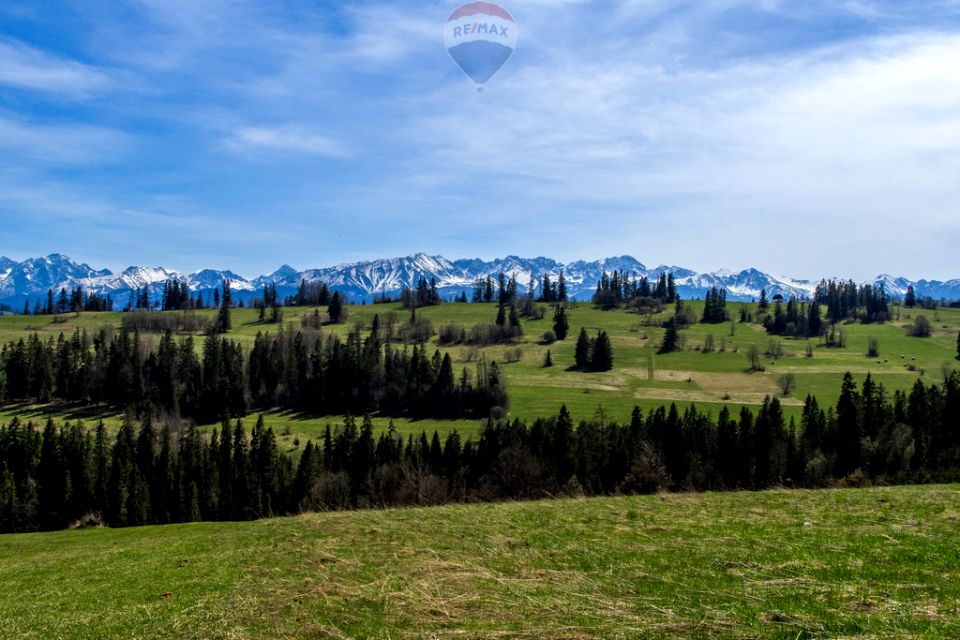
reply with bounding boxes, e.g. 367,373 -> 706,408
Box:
444,2 -> 517,86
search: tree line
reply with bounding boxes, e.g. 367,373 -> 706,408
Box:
0,319 -> 507,423
814,280 -> 891,324
593,271 -> 678,310
24,287 -> 115,316
2,371 -> 957,533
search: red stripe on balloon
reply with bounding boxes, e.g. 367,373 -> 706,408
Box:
447,2 -> 514,22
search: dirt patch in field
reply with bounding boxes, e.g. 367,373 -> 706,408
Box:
633,388 -> 804,406
654,370 -> 783,395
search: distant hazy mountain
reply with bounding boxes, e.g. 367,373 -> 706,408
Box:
1,252 -> 958,310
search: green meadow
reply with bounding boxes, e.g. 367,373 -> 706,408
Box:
1,302 -> 958,446
1,485 -> 958,639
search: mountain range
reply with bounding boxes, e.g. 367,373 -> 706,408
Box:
1,253 -> 958,311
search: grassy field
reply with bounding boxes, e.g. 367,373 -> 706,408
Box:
1,302 -> 958,444
0,484 -> 957,638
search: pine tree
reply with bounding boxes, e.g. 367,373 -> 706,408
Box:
552,304 -> 569,341
904,285 -> 917,308
659,320 -> 680,354
575,328 -> 591,369
666,273 -> 677,303
557,271 -> 568,302
835,373 -> 861,476
591,331 -> 614,371
553,405 -> 575,483
508,306 -> 520,329
37,420 -> 66,529
215,281 -> 232,334
328,292 -> 344,324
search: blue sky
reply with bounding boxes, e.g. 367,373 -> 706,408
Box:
1,0 -> 959,280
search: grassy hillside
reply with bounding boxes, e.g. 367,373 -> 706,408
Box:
1,303 -> 958,444
1,485 -> 958,639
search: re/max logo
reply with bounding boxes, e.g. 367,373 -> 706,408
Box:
452,23 -> 509,38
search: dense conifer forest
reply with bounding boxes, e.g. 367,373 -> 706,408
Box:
0,321 -> 508,423
1,372 -> 957,533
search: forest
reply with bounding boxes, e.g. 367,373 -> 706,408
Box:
1,371 -> 957,533
0,321 -> 508,423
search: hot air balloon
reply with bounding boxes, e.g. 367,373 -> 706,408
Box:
443,2 -> 517,91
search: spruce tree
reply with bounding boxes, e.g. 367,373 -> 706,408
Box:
835,373 -> 861,476
37,419 -> 66,530
495,304 -> 506,327
508,306 -> 520,329
659,320 -> 679,354
904,285 -> 917,308
591,331 -> 614,371
575,328 -> 591,369
552,304 -> 569,341
956,331 -> 959,361
215,281 -> 232,334
543,350 -> 553,368
328,291 -> 344,324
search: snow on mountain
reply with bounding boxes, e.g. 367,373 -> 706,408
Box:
186,269 -> 254,292
253,265 -> 300,287
0,253 -> 957,309
0,254 -> 111,300
672,268 -> 818,301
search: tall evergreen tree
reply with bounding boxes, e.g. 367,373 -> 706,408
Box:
904,285 -> 917,308
575,328 -> 591,369
591,331 -> 614,372
835,373 -> 861,476
215,281 -> 233,334
552,304 -> 569,341
659,320 -> 680,354
37,420 -> 66,529
328,291 -> 344,323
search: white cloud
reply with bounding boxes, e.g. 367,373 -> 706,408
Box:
225,125 -> 345,157
0,39 -> 111,95
385,28 -> 960,277
0,114 -> 129,164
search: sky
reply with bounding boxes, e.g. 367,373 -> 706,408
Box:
0,0 -> 959,281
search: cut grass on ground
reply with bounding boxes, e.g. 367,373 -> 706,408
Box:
1,484 -> 958,639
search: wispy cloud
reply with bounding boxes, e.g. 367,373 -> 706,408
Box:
225,125 -> 345,157
0,38 -> 111,95
1,0 -> 958,279
0,113 -> 129,164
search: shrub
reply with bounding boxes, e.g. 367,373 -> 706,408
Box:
396,317 -> 434,344
777,373 -> 797,397
541,330 -> 557,344
438,324 -> 466,345
300,310 -> 325,330
503,347 -> 524,364
909,315 -> 932,338
766,339 -> 784,358
703,334 -> 715,354
122,311 -> 212,334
